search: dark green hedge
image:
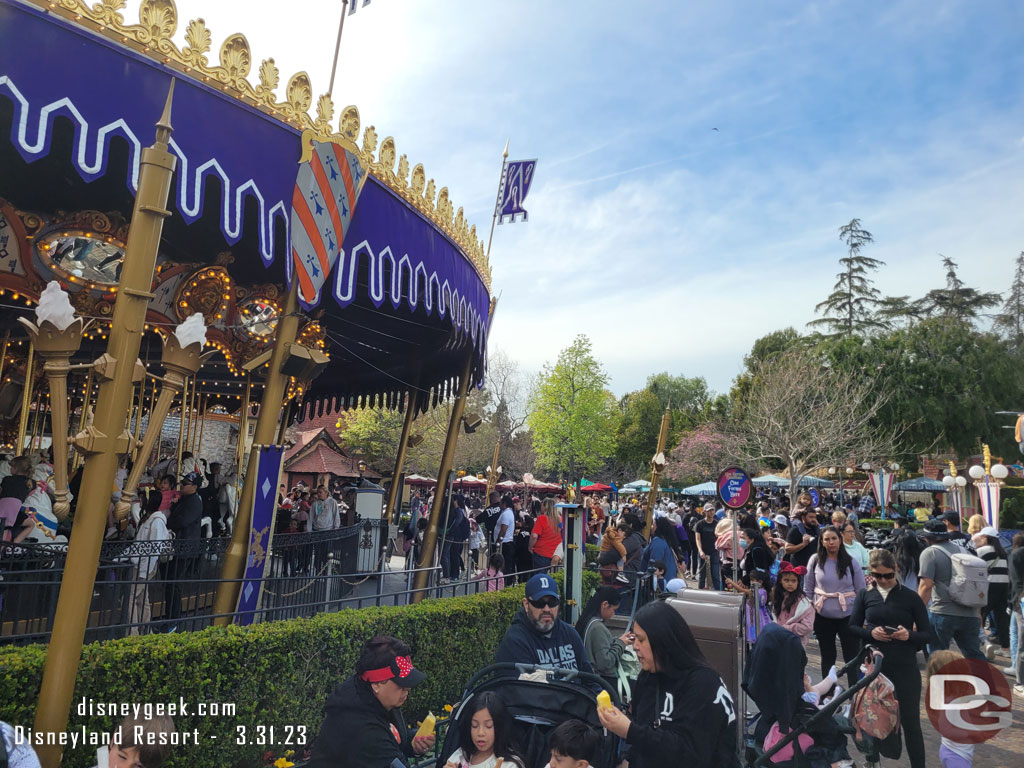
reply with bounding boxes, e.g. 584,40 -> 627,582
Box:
0,572 -> 599,768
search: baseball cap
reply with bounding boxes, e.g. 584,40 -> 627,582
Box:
525,573 -> 559,601
774,514 -> 790,527
979,526 -> 999,538
359,654 -> 426,688
181,472 -> 202,487
702,502 -> 715,512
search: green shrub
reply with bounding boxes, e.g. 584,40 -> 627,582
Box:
1000,487 -> 1024,529
0,571 -> 600,768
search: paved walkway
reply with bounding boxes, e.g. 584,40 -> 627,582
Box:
803,642 -> 1023,767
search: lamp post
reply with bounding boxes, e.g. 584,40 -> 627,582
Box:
17,282 -> 88,520
828,466 -> 846,506
941,461 -> 968,525
116,317 -> 212,520
968,444 -> 1007,529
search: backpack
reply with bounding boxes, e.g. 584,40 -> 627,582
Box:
934,545 -> 989,608
851,670 -> 900,740
584,619 -> 640,705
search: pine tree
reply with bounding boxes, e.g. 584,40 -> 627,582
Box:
994,251 -> 1024,350
915,256 -> 1001,325
809,218 -> 886,337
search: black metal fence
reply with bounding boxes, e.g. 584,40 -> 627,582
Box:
0,522 -> 568,644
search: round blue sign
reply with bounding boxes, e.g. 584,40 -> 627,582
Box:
808,488 -> 820,507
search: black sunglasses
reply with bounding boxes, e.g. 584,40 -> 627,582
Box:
529,597 -> 559,609
870,571 -> 897,580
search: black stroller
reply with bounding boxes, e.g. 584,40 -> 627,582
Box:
743,624 -> 886,768
437,663 -> 622,768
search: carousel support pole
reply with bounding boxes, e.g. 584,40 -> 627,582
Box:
213,281 -> 302,625
176,375 -> 189,477
186,373 -> 199,451
412,350 -> 475,600
29,389 -> 44,452
196,393 -> 207,458
131,377 -> 146,461
236,376 -> 251,480
116,339 -> 212,520
384,387 -> 421,524
643,404 -> 671,539
74,369 -> 94,471
0,330 -> 10,392
16,341 -> 35,453
33,80 -> 177,768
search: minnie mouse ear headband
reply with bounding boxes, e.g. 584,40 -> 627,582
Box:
360,655 -> 426,688
779,562 -> 807,577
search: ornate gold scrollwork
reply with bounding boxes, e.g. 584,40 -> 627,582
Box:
31,0 -> 492,288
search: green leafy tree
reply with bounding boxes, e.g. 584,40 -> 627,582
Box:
336,406 -> 408,473
809,218 -> 886,337
994,251 -> 1024,350
528,335 -> 619,480
914,256 -> 1001,324
821,317 -> 1024,458
614,388 -> 665,475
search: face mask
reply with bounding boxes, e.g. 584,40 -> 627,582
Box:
739,540 -> 749,548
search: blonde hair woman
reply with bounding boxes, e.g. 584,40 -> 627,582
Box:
850,548 -> 930,768
966,514 -> 985,535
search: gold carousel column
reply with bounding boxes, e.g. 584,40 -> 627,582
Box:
17,312 -> 87,518
213,282 -> 302,624
643,404 -> 671,539
0,330 -> 10,393
235,376 -> 251,480
16,341 -> 35,453
412,351 -> 474,600
33,81 -> 177,768
116,335 -> 212,520
74,368 -> 95,470
384,387 -> 421,524
176,374 -> 189,476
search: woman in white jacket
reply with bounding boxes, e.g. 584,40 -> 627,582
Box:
127,490 -> 173,634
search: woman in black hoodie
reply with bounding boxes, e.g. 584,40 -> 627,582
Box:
597,601 -> 739,768
309,635 -> 433,768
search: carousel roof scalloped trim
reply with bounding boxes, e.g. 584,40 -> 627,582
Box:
33,0 -> 492,290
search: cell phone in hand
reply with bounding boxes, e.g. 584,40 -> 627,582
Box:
883,626 -> 899,635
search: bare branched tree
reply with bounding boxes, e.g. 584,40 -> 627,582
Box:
485,349 -> 531,443
734,348 -> 903,502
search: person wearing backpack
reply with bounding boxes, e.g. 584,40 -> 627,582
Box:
850,549 -> 931,768
918,518 -> 986,660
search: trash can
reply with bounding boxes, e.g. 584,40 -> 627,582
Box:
665,590 -> 745,704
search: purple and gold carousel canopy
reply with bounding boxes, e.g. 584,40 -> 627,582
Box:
0,0 -> 491,402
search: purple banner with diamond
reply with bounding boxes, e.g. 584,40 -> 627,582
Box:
496,159 -> 538,224
235,445 -> 285,625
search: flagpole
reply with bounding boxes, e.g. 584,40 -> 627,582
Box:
486,139 -> 510,260
328,0 -> 350,96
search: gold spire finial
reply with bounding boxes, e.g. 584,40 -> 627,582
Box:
154,78 -> 175,147
502,139 -> 509,159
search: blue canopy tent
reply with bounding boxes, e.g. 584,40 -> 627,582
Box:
681,481 -> 718,496
893,477 -> 946,493
796,476 -> 835,488
753,474 -> 788,487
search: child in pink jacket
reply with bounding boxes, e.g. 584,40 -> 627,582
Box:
772,562 -> 814,646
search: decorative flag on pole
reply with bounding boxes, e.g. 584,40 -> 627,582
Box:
869,470 -> 895,510
349,0 -> 371,14
290,139 -> 365,304
975,478 -> 1001,529
235,445 -> 285,625
496,159 -> 538,224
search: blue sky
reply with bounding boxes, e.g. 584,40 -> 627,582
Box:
169,0 -> 1024,395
